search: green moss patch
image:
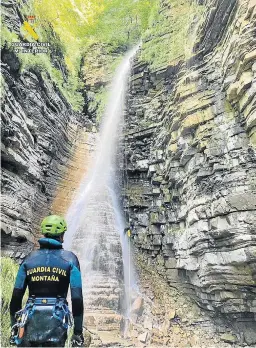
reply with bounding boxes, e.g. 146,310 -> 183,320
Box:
140,0 -> 205,70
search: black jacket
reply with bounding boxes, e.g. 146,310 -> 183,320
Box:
10,238 -> 84,334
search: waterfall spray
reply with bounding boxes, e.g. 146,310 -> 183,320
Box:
64,46 -> 138,319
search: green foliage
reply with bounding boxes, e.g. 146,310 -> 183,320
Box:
1,258 -> 20,348
19,49 -> 84,111
90,86 -> 110,124
2,0 -> 157,113
90,0 -> 153,51
28,0 -> 154,74
140,0 -> 205,70
1,21 -> 84,110
1,23 -> 20,48
2,0 -> 157,112
83,48 -> 124,121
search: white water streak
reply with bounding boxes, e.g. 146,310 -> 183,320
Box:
64,47 -> 138,316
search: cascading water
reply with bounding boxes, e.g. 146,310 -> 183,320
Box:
64,47 -> 138,325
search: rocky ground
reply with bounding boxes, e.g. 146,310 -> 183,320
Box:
82,253 -> 245,347
129,254 -> 242,347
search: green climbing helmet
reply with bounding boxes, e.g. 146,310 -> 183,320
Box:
41,215 -> 67,236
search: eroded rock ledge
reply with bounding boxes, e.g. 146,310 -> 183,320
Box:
122,0 -> 256,344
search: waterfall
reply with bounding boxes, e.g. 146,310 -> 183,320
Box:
64,47 -> 138,320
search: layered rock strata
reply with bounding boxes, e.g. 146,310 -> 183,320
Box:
122,0 -> 256,344
1,53 -> 91,259
1,1 -> 92,260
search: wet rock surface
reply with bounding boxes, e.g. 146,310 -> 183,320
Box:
85,254 -> 243,347
121,0 -> 256,344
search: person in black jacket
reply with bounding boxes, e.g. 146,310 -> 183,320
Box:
9,215 -> 84,347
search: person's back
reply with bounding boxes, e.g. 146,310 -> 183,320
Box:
10,215 -> 84,347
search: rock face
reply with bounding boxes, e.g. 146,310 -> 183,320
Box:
128,254 -> 235,348
1,2 -> 92,260
122,0 -> 256,343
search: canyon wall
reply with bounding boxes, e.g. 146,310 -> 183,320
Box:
122,0 -> 256,344
1,1 -> 93,260
2,0 -> 256,343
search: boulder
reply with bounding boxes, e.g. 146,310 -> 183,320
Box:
131,297 -> 144,315
220,333 -> 237,343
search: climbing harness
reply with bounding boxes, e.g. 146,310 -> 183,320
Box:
11,298 -> 35,345
52,297 -> 73,329
10,297 -> 73,345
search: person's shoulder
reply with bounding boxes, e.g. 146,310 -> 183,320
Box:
23,250 -> 40,264
60,249 -> 79,265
